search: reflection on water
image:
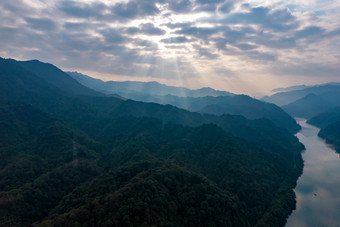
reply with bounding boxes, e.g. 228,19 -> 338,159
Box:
286,119 -> 340,227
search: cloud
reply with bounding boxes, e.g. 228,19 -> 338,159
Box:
175,26 -> 224,40
111,0 -> 161,21
58,1 -> 107,19
218,1 -> 237,14
193,44 -> 219,59
220,6 -> 298,32
194,0 -> 225,12
63,22 -> 92,31
236,43 -> 257,51
100,28 -> 128,44
1,0 -> 340,94
167,0 -> 193,13
25,18 -> 57,31
126,23 -> 166,36
295,26 -> 325,39
161,36 -> 191,43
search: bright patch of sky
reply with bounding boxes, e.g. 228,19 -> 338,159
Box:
0,0 -> 339,96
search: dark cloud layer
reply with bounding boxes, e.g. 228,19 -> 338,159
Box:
1,0 -> 340,93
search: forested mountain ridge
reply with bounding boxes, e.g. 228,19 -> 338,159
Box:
282,94 -> 333,119
308,107 -> 340,153
263,83 -> 340,119
0,57 -> 304,226
68,71 -> 300,134
0,58 -> 302,152
17,59 -> 103,97
262,84 -> 340,106
0,102 -> 303,227
308,106 -> 340,128
68,71 -> 233,97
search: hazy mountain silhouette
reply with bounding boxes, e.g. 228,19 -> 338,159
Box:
308,106 -> 340,128
271,85 -> 310,93
68,71 -> 234,97
282,94 -> 332,118
262,84 -> 340,106
123,94 -> 300,133
67,71 -> 300,133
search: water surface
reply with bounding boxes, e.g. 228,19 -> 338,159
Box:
286,119 -> 340,227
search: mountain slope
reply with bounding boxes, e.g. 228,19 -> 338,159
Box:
68,72 -> 300,133
68,71 -> 233,97
0,58 -> 302,152
317,121 -> 340,153
195,95 -> 299,133
282,94 -> 333,118
262,84 -> 340,106
308,106 -> 340,128
133,94 -> 300,134
0,101 -> 303,227
308,107 -> 340,153
0,57 -> 304,226
39,161 -> 246,227
17,59 -> 103,97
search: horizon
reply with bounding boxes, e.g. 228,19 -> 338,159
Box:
1,0 -> 340,96
2,55 -> 340,98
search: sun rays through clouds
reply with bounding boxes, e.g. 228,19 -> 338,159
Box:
1,0 -> 340,95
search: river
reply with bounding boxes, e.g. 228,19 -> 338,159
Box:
286,119 -> 340,227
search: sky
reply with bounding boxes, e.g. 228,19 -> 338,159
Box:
1,0 -> 340,96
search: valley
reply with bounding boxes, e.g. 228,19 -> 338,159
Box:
286,119 -> 340,227
1,57 -> 340,226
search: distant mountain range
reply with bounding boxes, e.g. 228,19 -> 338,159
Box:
271,85 -> 311,93
0,57 -> 304,226
68,71 -> 234,97
263,82 -> 340,153
262,83 -> 340,119
115,93 -> 300,133
68,71 -> 300,133
270,82 -> 340,94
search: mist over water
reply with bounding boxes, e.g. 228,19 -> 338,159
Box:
286,119 -> 340,227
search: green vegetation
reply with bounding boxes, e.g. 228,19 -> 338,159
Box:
318,121 -> 340,153
0,57 -> 304,226
69,71 -> 301,134
308,107 -> 340,153
308,106 -> 340,128
282,93 -> 333,119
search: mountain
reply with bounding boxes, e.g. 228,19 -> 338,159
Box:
308,106 -> 340,128
281,90 -> 340,118
262,84 -> 340,106
0,57 -> 304,226
123,94 -> 300,134
17,59 -> 103,97
68,71 -> 234,97
262,82 -> 340,118
180,95 -> 299,133
271,85 -> 310,93
317,121 -> 340,153
67,72 -> 300,133
308,107 -> 340,153
282,94 -> 333,119
0,101 -> 303,227
272,83 -> 340,94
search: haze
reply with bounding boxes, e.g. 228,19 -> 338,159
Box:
1,0 -> 340,96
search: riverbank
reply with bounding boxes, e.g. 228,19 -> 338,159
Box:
286,119 -> 340,226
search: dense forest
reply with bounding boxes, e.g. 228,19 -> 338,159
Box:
0,57 -> 304,226
69,72 -> 301,134
308,107 -> 340,153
